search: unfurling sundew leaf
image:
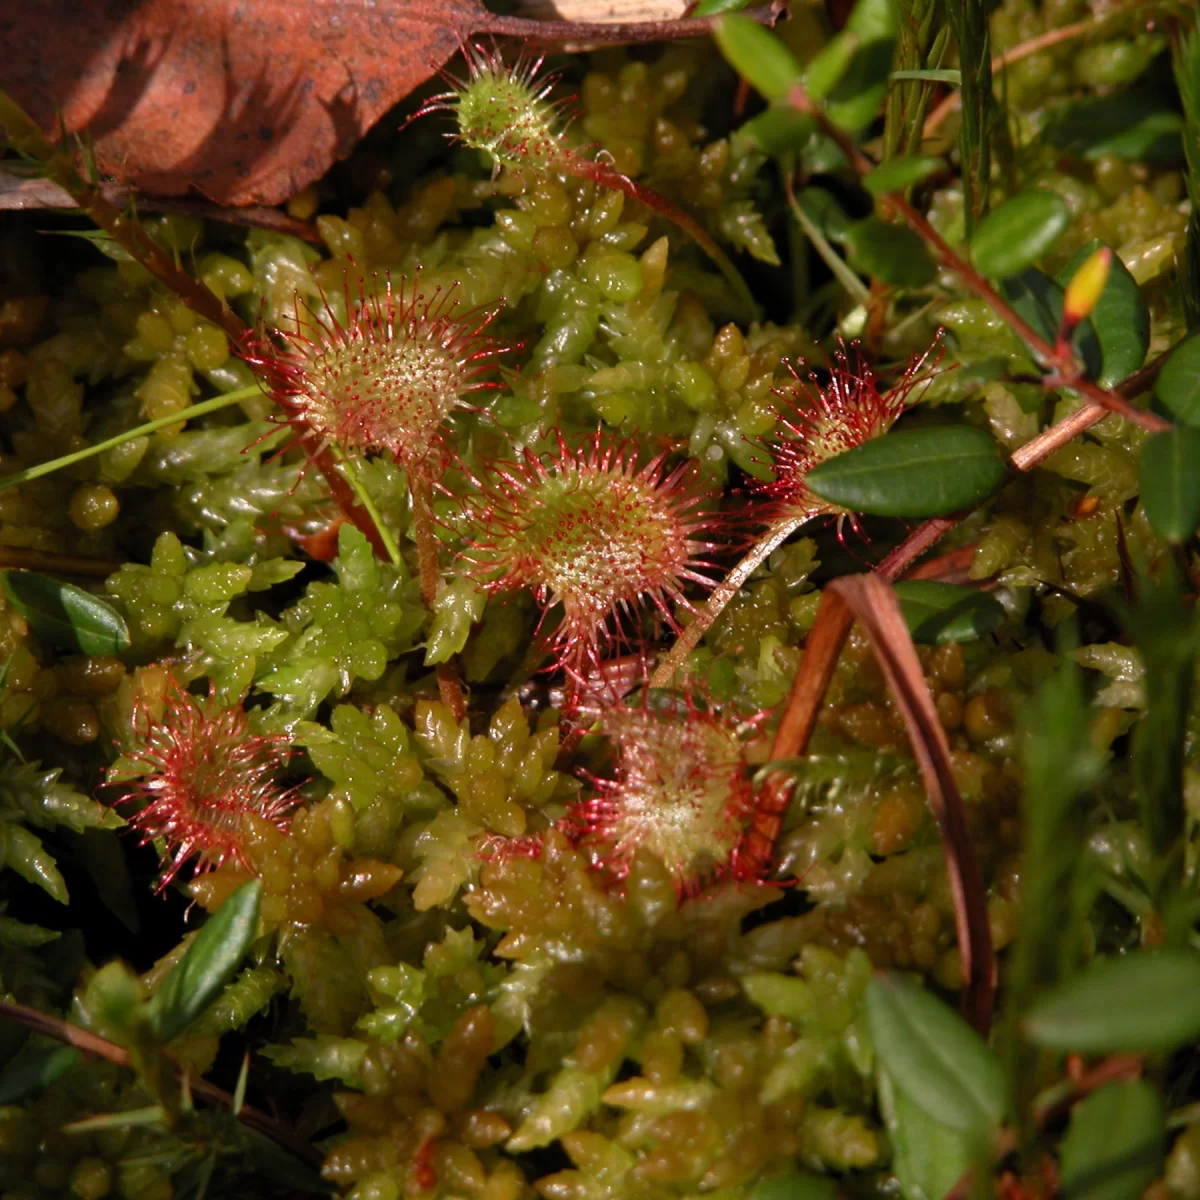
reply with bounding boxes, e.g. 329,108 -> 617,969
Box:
3,571 -> 130,656
1024,951 -> 1200,1053
804,425 -> 1007,518
968,191 -> 1070,280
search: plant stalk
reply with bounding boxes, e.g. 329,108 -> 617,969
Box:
0,88 -> 395,562
0,998 -> 322,1171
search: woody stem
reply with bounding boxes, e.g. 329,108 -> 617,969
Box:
649,515 -> 803,691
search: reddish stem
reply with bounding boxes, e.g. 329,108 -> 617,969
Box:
754,374 -> 1144,866
566,157 -> 759,317
0,88 -> 399,564
0,998 -> 321,1170
785,82 -> 1170,433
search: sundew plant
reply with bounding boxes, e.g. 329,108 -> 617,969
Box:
1,1 -> 1200,1198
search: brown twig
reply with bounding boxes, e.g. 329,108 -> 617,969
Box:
754,352 -> 1159,1012
0,998 -> 323,1171
828,576 -> 995,1032
0,169 -> 321,241
0,547 -> 122,578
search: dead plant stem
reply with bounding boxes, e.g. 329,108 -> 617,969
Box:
0,999 -> 322,1171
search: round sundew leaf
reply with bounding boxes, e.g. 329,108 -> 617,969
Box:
1023,950 -> 1200,1053
1059,1081 -> 1165,1200
1140,428 -> 1200,544
146,880 -> 262,1045
867,974 -> 1006,1132
892,581 -> 1007,644
864,155 -> 943,196
969,191 -> 1070,280
1056,240 -> 1149,386
3,571 -> 131,657
1155,331 -> 1200,426
804,425 -> 1008,518
844,216 -> 936,285
713,14 -> 802,102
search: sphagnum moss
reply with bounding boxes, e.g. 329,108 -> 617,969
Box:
0,1 -> 1198,1196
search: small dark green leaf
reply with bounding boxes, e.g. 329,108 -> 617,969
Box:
242,1127 -> 336,1194
1001,269 -> 1102,379
796,187 -> 852,243
1155,331 -> 1200,426
893,581 -> 1006,644
844,216 -> 936,285
1140,428 -> 1200,544
880,1071 -> 981,1200
1125,566 -> 1194,859
889,69 -> 962,85
824,0 -> 900,133
146,880 -> 262,1044
0,1044 -> 79,1105
693,0 -> 753,12
969,191 -> 1070,279
864,155 -> 943,196
1047,94 -> 1184,164
804,31 -> 860,103
733,107 -> 817,156
1059,1081 -> 1164,1200
805,426 -> 1007,518
1024,950 -> 1200,1053
867,974 -> 1005,1132
3,571 -> 130,656
1056,241 -> 1149,386
750,1172 -> 836,1200
714,15 -> 802,102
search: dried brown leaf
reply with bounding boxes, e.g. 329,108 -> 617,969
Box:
824,573 -> 995,1033
0,0 -> 763,206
